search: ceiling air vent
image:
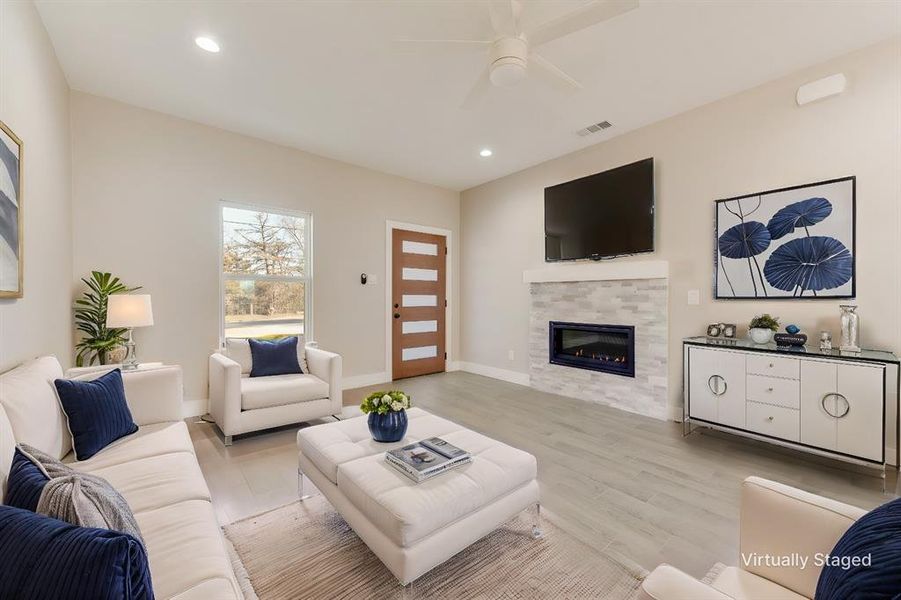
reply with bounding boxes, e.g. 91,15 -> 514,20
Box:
576,120 -> 613,137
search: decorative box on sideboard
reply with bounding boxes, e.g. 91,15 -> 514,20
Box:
682,337 -> 899,488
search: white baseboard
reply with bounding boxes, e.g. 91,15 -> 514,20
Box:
670,404 -> 684,423
343,364 -> 461,388
342,372 -> 391,390
182,397 -> 208,418
457,361 -> 530,386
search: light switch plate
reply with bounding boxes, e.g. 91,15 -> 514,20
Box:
508,350 -> 515,361
687,289 -> 700,305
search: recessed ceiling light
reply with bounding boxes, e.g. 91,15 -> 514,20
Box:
195,36 -> 220,53
479,148 -> 493,157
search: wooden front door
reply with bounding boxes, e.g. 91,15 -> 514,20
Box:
392,229 -> 446,380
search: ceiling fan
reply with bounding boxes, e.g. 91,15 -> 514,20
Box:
396,0 -> 639,108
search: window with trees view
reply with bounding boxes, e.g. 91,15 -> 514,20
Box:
220,204 -> 311,341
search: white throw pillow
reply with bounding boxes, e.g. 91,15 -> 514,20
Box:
225,337 -> 309,375
0,356 -> 70,460
224,338 -> 253,374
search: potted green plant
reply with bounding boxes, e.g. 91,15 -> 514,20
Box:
748,314 -> 780,344
360,390 -> 410,442
74,271 -> 141,366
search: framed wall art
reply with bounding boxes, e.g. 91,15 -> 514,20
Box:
714,176 -> 855,299
0,120 -> 23,299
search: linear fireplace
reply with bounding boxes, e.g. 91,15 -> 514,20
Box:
549,321 -> 635,378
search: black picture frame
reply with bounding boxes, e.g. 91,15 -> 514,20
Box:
713,176 -> 856,300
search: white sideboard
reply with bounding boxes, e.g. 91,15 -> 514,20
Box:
683,338 -> 899,475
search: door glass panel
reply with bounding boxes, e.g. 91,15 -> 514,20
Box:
402,267 -> 438,281
402,345 -> 438,361
402,294 -> 437,307
402,320 -> 438,334
402,241 -> 438,256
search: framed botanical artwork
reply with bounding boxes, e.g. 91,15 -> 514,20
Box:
714,176 -> 855,299
0,120 -> 22,299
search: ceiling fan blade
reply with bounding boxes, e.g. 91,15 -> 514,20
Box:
527,0 -> 638,47
531,53 -> 583,91
460,68 -> 493,110
393,39 -> 492,52
488,0 -> 519,36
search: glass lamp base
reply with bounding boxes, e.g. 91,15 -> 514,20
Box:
121,332 -> 139,370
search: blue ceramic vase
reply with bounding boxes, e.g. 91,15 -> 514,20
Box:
368,410 -> 408,443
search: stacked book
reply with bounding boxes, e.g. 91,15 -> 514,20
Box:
386,437 -> 471,483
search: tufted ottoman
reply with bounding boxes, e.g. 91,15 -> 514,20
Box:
296,407 -> 540,584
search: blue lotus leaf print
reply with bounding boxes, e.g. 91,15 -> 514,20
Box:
718,221 -> 771,259
763,236 -> 852,293
766,197 -> 832,240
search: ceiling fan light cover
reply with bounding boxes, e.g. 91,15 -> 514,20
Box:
490,57 -> 527,86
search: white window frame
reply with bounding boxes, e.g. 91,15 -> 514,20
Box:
218,200 -> 313,346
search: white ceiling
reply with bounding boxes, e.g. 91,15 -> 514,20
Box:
36,0 -> 900,191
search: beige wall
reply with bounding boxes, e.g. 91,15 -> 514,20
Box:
461,38 -> 901,416
0,1 -> 72,371
71,93 -> 460,405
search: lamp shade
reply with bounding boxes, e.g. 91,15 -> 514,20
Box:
107,294 -> 154,328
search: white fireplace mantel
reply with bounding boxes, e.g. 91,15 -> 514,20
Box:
523,259 -> 669,284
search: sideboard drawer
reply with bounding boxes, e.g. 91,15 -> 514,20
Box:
747,375 -> 800,409
746,354 -> 799,380
746,402 -> 800,442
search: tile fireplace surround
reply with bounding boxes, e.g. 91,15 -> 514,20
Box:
528,275 -> 668,420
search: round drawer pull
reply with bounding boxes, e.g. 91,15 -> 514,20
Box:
766,387 -> 774,392
707,375 -> 727,396
767,416 -> 774,421
768,363 -> 774,368
821,393 -> 850,419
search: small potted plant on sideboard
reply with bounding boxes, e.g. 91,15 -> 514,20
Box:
748,314 -> 779,344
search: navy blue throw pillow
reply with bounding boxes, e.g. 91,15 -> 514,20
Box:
3,447 -> 49,511
816,497 -> 901,599
249,336 -> 303,377
54,369 -> 138,460
0,505 -> 153,599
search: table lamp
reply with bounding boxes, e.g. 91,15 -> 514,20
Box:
106,294 -> 154,370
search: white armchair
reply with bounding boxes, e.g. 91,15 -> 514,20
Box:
639,476 -> 867,600
209,339 -> 342,445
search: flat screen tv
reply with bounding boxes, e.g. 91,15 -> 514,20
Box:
545,157 -> 655,261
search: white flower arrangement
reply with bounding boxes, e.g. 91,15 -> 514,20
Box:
360,390 -> 410,415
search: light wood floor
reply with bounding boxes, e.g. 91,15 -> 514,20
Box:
189,371 -> 899,579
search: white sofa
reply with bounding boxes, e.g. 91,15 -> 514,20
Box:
209,339 -> 342,445
0,356 -> 243,600
639,476 -> 868,600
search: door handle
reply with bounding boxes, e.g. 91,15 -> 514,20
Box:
821,393 -> 850,418
394,313 -> 400,319
707,375 -> 727,396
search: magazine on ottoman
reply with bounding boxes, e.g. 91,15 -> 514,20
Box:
386,437 -> 471,483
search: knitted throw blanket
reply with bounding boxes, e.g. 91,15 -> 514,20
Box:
19,444 -> 144,543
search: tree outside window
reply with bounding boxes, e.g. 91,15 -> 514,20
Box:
221,205 -> 311,340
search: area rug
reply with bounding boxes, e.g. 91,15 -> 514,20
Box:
224,495 -> 646,599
